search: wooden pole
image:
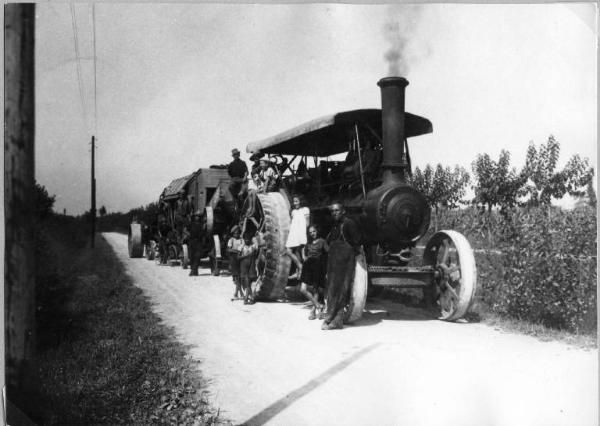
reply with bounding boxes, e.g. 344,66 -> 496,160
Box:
91,135 -> 96,247
4,2 -> 36,416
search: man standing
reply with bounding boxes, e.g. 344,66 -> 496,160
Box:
322,203 -> 363,330
228,148 -> 248,200
187,211 -> 205,276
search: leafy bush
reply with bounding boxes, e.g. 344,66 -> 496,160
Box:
432,206 -> 596,333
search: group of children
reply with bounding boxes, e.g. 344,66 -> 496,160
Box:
225,195 -> 329,319
226,226 -> 259,305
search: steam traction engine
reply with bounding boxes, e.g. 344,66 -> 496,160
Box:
241,77 -> 477,321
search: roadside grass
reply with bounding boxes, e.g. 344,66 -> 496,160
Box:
467,302 -> 597,350
33,223 -> 228,425
378,288 -> 597,350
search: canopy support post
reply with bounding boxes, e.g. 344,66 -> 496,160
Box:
354,124 -> 367,199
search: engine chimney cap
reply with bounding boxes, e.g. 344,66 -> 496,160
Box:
377,76 -> 409,88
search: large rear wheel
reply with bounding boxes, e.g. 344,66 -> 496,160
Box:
128,223 -> 143,258
423,230 -> 477,321
253,192 -> 291,300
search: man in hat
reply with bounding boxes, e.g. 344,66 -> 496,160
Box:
187,211 -> 206,276
228,148 -> 248,200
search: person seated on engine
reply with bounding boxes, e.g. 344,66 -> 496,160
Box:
249,152 -> 264,177
257,158 -> 279,193
358,138 -> 382,182
277,156 -> 290,175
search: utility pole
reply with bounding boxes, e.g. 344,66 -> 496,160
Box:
91,135 -> 96,247
4,3 -> 36,420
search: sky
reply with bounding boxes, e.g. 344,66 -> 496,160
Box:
34,3 -> 597,214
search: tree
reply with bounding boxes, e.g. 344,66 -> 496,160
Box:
471,150 -> 526,211
411,164 -> 470,212
587,180 -> 597,208
522,135 -> 594,206
411,164 -> 470,230
35,182 -> 55,220
99,205 -> 107,217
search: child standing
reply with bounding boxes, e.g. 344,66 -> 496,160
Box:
227,226 -> 244,300
238,234 -> 258,305
300,226 -> 329,320
286,195 -> 310,279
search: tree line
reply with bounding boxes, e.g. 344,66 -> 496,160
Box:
409,135 -> 595,213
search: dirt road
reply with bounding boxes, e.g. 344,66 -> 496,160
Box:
103,232 -> 597,425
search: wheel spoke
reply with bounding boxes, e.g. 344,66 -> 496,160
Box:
440,239 -> 450,265
448,264 -> 461,282
445,283 -> 460,301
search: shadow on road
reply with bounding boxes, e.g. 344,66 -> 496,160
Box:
243,343 -> 382,425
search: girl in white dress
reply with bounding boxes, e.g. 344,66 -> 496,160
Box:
286,195 -> 310,279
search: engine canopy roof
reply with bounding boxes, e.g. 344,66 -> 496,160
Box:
246,109 -> 432,157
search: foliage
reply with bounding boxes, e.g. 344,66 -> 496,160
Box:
586,180 -> 597,208
522,136 -> 595,206
35,182 -> 56,220
99,205 -> 107,216
432,206 -> 597,333
410,164 -> 470,211
97,202 -> 161,233
471,150 -> 526,211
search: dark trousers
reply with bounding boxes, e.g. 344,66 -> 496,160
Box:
229,177 -> 244,200
189,240 -> 202,273
324,240 -> 355,325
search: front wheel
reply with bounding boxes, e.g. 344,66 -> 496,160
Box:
423,230 -> 477,321
344,248 -> 368,324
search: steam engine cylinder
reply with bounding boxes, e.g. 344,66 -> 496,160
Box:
361,76 -> 430,248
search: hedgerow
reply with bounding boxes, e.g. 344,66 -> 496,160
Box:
431,206 -> 596,333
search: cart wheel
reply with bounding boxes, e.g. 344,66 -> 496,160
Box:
344,248 -> 368,324
181,244 -> 189,269
423,230 -> 477,321
128,223 -> 143,258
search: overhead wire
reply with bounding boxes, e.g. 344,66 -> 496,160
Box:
69,3 -> 88,132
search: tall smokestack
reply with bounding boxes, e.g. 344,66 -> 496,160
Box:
378,77 -> 409,185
